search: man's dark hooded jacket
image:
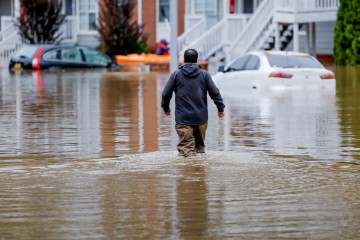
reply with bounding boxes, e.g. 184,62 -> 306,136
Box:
161,63 -> 225,125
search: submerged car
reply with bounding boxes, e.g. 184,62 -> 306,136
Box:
9,44 -> 122,71
213,51 -> 335,94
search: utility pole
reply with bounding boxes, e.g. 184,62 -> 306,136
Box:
170,0 -> 178,73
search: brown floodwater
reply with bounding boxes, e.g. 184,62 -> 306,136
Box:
0,67 -> 359,239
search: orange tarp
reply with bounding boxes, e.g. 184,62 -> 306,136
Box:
115,53 -> 170,65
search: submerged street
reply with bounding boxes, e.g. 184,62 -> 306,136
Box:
0,68 -> 359,239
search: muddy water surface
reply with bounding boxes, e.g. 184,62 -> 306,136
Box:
0,68 -> 359,239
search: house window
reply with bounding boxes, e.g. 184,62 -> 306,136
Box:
79,0 -> 98,31
194,0 -> 217,15
159,0 -> 169,22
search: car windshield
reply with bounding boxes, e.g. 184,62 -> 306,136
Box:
266,55 -> 324,69
13,45 -> 38,59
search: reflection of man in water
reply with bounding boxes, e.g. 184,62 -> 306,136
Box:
176,162 -> 208,236
161,49 -> 225,157
156,39 -> 169,55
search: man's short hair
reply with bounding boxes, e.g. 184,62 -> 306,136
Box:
184,49 -> 198,63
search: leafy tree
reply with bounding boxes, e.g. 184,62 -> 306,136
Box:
97,0 -> 149,57
334,0 -> 360,65
15,0 -> 65,44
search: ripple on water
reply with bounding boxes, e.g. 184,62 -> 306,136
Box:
0,151 -> 359,239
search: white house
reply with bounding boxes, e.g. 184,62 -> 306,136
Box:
180,0 -> 339,64
0,0 -> 339,65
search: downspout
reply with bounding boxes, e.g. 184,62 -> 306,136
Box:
138,0 -> 142,30
170,0 -> 178,73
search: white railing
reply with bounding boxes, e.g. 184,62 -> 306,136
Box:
185,15 -> 205,31
1,16 -> 14,33
0,23 -> 17,42
252,20 -> 276,51
177,15 -> 206,54
182,15 -> 248,61
276,0 -> 339,12
0,19 -> 24,58
0,31 -> 23,58
226,0 -> 275,63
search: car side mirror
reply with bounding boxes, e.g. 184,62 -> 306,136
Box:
218,66 -> 225,72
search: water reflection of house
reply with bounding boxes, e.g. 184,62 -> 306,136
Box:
1,0 -> 339,65
100,72 -> 167,155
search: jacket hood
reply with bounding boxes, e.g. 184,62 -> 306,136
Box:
179,63 -> 201,78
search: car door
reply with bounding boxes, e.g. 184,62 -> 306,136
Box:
59,47 -> 89,68
243,55 -> 261,88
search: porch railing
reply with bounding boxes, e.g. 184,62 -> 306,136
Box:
0,27 -> 23,58
226,0 -> 276,63
276,0 -> 339,12
0,23 -> 17,42
177,15 -> 206,54
182,15 -> 248,61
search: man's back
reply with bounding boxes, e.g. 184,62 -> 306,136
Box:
161,48 -> 225,157
162,63 -> 224,125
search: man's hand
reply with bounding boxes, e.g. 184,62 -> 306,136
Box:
164,110 -> 171,116
218,112 -> 224,118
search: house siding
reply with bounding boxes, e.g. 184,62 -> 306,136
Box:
77,35 -> 100,48
285,21 -> 335,55
316,21 -> 335,55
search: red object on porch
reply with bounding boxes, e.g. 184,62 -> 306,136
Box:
20,2 -> 25,23
229,0 -> 235,14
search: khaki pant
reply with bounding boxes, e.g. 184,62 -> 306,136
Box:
175,123 -> 208,156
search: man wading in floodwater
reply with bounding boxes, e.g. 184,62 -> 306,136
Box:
161,49 -> 225,157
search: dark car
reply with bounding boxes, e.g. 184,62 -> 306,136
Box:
9,44 -> 122,71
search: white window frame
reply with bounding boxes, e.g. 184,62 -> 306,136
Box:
77,0 -> 98,34
194,0 -> 217,15
158,0 -> 169,22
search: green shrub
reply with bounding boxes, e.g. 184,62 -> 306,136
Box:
334,0 -> 360,65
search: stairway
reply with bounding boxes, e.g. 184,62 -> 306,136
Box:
177,15 -> 248,62
262,24 -> 304,51
0,24 -> 23,59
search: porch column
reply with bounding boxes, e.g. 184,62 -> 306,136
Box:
311,22 -> 316,57
305,23 -> 309,53
191,0 -> 195,15
293,23 -> 299,52
14,0 -> 20,17
223,0 -> 228,17
275,22 -> 280,51
170,0 -> 178,73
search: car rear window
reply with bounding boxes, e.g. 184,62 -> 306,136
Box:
13,45 -> 38,59
266,55 -> 324,68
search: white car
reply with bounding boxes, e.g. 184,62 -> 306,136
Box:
212,51 -> 335,95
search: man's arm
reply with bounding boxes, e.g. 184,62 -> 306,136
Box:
161,71 -> 177,114
205,72 -> 225,116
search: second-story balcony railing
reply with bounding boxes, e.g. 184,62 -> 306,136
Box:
276,0 -> 339,12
